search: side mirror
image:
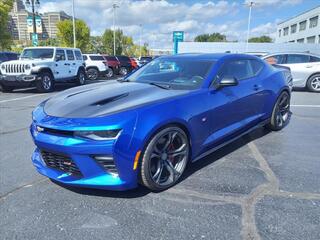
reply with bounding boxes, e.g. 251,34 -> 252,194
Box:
55,57 -> 60,62
218,76 -> 239,88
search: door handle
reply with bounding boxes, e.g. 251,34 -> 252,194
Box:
253,84 -> 262,91
72,63 -> 76,65
64,63 -> 70,66
305,65 -> 313,68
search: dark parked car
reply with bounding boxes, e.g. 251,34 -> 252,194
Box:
0,52 -> 19,64
102,55 -> 120,77
116,55 -> 136,76
139,56 -> 153,66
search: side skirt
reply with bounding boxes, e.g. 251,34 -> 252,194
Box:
192,118 -> 270,162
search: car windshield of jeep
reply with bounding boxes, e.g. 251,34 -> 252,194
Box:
21,48 -> 54,60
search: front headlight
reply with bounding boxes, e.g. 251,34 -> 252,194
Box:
25,64 -> 31,70
1,64 -> 5,70
74,129 -> 121,141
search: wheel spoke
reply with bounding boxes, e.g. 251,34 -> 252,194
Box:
168,143 -> 187,157
153,162 -> 164,184
164,159 -> 180,181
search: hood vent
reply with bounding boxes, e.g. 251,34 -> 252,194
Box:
90,93 -> 129,106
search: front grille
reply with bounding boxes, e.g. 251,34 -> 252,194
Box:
4,64 -> 26,74
94,156 -> 118,175
41,150 -> 82,176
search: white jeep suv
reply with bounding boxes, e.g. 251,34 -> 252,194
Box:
0,47 -> 86,92
82,54 -> 108,80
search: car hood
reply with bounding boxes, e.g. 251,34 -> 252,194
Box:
44,81 -> 189,118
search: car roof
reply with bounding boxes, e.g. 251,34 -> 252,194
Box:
159,53 -> 261,61
83,53 -> 103,56
263,52 -> 320,58
23,47 -> 81,51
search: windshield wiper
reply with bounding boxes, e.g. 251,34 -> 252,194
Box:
148,82 -> 171,90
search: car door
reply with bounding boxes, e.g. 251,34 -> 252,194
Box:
54,49 -> 68,80
206,59 -> 263,145
66,50 -> 76,77
282,54 -> 320,87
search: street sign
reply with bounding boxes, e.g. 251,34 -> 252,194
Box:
173,31 -> 184,54
32,33 -> 38,46
173,31 -> 184,42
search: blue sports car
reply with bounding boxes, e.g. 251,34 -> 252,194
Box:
30,53 -> 291,191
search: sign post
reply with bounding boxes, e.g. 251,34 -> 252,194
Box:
173,31 -> 184,54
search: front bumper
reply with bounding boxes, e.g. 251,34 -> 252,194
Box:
0,74 -> 37,87
30,105 -> 140,191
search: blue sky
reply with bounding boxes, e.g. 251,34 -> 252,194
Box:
36,0 -> 320,49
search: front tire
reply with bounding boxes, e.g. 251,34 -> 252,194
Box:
140,126 -> 189,191
306,74 -> 320,92
267,91 -> 290,131
36,72 -> 54,93
119,67 -> 128,76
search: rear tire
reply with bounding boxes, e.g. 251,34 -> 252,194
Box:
76,69 -> 86,85
36,72 -> 54,93
266,91 -> 290,131
86,68 -> 99,80
306,74 -> 320,92
106,68 -> 114,78
0,85 -> 14,93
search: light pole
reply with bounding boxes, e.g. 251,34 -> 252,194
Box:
25,0 -> 40,40
245,1 -> 255,52
139,24 -> 142,58
112,3 -> 119,56
72,0 -> 76,48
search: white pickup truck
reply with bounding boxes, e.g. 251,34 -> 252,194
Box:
0,47 -> 86,92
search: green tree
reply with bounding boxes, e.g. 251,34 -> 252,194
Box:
248,35 -> 273,43
194,33 -> 227,42
0,0 -> 14,50
38,38 -> 60,47
56,19 -> 90,51
102,29 -> 126,55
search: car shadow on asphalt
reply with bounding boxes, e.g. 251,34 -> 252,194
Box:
52,127 -> 271,199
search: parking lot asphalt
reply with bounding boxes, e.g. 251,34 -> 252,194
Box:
0,83 -> 320,240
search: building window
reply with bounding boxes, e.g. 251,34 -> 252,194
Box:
297,38 -> 304,43
283,27 -> 289,36
278,29 -> 281,37
309,16 -> 318,28
299,20 -> 307,31
307,36 -> 316,44
291,24 -> 297,34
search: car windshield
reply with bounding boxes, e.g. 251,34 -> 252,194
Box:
21,48 -> 54,59
126,58 -> 215,90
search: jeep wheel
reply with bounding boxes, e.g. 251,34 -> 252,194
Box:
76,69 -> 86,85
0,85 -> 14,93
86,68 -> 99,80
119,67 -> 128,76
36,72 -> 54,93
106,68 -> 114,78
306,74 -> 320,92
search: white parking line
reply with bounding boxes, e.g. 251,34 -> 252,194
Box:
0,94 -> 47,103
291,105 -> 320,108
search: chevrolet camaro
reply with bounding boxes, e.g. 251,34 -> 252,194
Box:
30,53 -> 291,191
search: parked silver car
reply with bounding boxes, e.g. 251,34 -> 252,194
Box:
262,52 -> 320,92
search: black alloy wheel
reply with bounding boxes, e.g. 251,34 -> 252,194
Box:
140,126 -> 189,191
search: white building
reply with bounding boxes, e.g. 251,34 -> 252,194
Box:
276,6 -> 320,44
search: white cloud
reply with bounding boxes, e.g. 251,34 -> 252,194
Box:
37,0 -> 303,49
244,0 -> 302,8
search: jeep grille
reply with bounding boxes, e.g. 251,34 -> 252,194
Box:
3,64 -> 27,74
